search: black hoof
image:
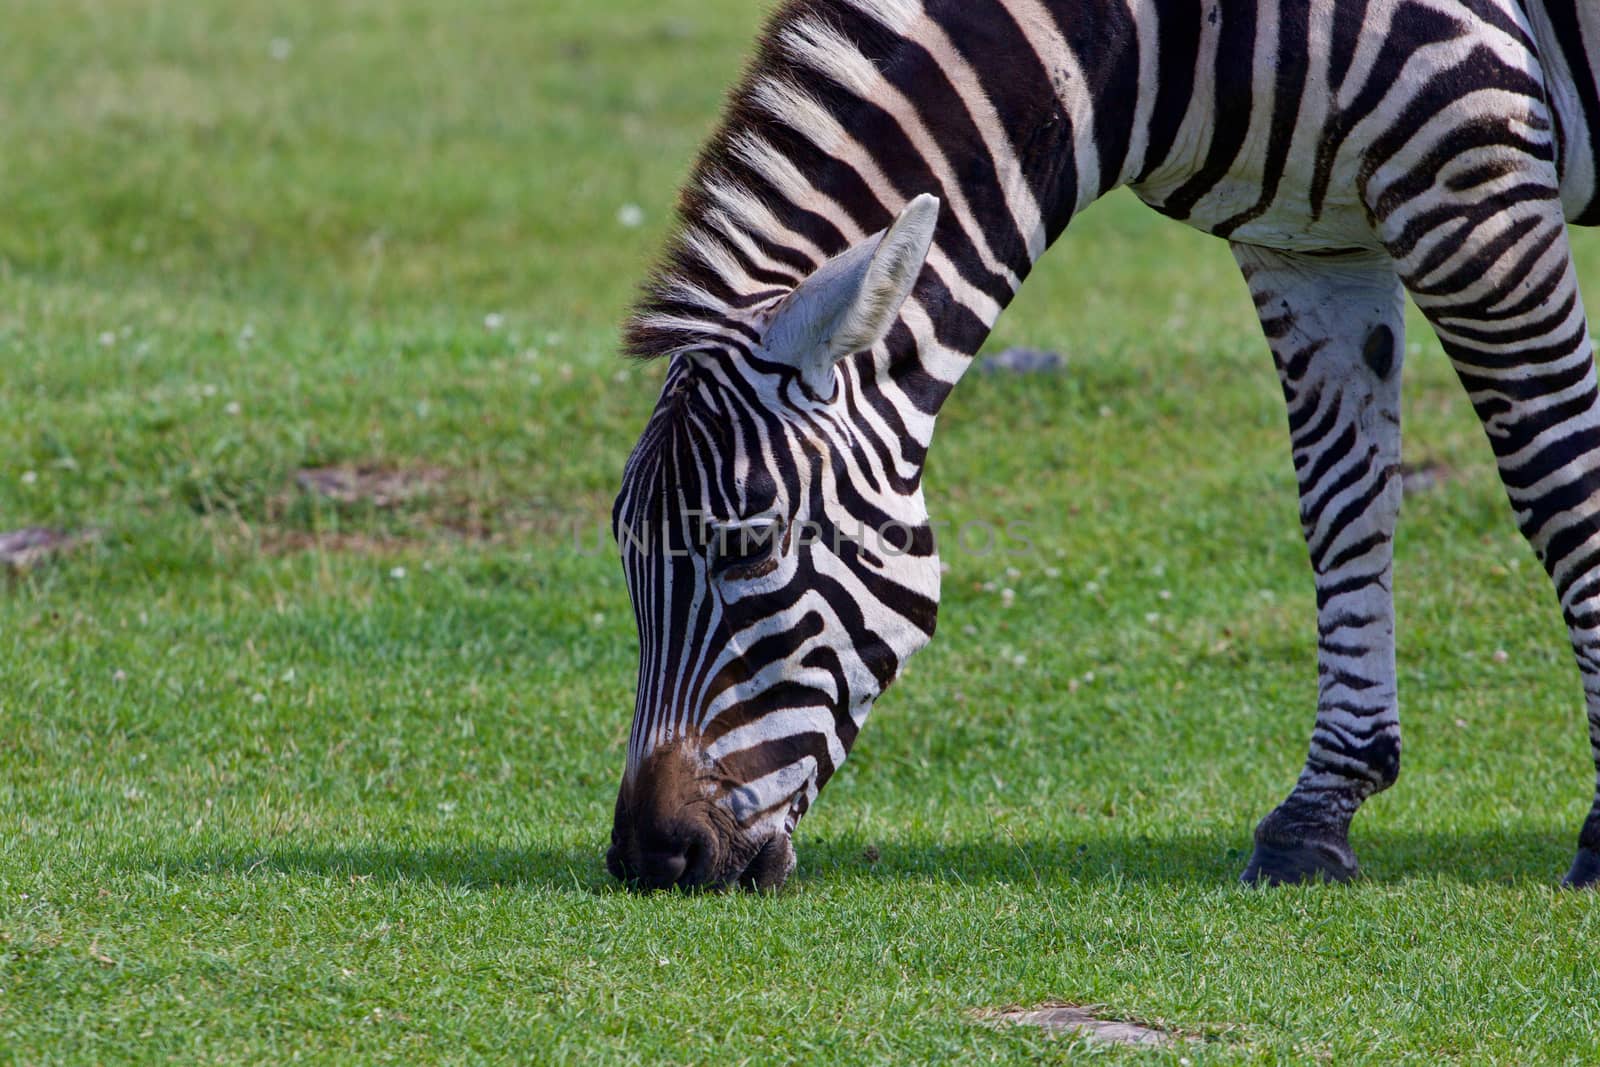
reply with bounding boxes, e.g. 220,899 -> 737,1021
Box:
1562,847 -> 1600,889
1240,807 -> 1359,886
1241,838 -> 1359,886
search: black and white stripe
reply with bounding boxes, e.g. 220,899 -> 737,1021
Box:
608,0 -> 1600,890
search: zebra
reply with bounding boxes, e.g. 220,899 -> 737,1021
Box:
606,0 -> 1600,891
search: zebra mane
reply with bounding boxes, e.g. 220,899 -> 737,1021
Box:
623,0 -> 917,359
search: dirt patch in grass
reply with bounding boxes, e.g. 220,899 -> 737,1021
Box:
978,347 -> 1067,375
0,527 -> 94,572
1400,461 -> 1454,495
979,1003 -> 1180,1047
254,529 -> 415,556
230,461 -> 608,556
294,464 -> 450,509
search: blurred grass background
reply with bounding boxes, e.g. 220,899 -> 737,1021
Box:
2,1 -> 1598,1063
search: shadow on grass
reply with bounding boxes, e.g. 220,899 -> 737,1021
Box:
143,823 -> 1581,892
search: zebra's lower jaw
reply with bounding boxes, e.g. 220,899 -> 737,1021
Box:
607,826 -> 795,893
606,760 -> 800,892
737,833 -> 797,891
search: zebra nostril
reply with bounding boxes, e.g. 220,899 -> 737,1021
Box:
680,826 -> 727,888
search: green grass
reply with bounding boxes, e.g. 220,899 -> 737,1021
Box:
3,1 -> 1600,1062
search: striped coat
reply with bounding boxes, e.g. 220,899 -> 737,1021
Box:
607,0 -> 1600,891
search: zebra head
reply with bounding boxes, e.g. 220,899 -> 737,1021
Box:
608,195 -> 943,891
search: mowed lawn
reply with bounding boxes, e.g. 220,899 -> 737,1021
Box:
3,0 -> 1599,1062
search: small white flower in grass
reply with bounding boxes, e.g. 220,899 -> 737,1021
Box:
1158,589 -> 1172,601
1000,587 -> 1016,606
591,612 -> 605,626
437,801 -> 457,816
268,37 -> 293,61
98,331 -> 116,347
1145,612 -> 1160,625
390,566 -> 407,580
112,669 -> 127,684
483,312 -> 505,332
1083,671 -> 1096,683
618,203 -> 646,228
1084,580 -> 1100,595
251,692 -> 266,705
1044,566 -> 1060,579
657,957 -> 670,967
1492,648 -> 1509,664
1098,405 -> 1113,418
1012,653 -> 1027,667
20,470 -> 37,486
224,401 -> 242,416
200,383 -> 218,398
1005,565 -> 1021,580
237,323 -> 255,346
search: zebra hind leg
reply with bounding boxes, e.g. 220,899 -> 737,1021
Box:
1232,245 -> 1408,886
1382,183 -> 1600,888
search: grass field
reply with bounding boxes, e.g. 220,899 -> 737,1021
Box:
4,1 -> 1600,1062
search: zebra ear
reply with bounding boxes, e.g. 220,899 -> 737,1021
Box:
762,193 -> 940,395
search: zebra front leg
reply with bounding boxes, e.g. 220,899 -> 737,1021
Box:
1232,245 -> 1407,886
1382,193 -> 1600,888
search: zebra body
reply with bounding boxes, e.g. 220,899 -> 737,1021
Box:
608,0 -> 1600,890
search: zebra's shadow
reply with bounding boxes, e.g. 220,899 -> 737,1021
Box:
146,824 -> 1577,891
794,824 -> 1578,888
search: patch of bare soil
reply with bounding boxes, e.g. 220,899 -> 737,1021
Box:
254,529 -> 413,556
1399,461 -> 1454,495
0,527 -> 93,572
234,461 -> 603,557
979,1003 -> 1179,1047
294,464 -> 449,508
978,347 -> 1067,375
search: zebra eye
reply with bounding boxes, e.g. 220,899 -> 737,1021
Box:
709,518 -> 783,581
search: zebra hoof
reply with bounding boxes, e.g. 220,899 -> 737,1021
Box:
1240,839 -> 1359,886
1562,847 -> 1600,889
1239,811 -> 1359,886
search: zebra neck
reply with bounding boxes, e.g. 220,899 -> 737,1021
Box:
628,0 -> 1184,428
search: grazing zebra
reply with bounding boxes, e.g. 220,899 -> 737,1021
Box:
606,0 -> 1600,891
